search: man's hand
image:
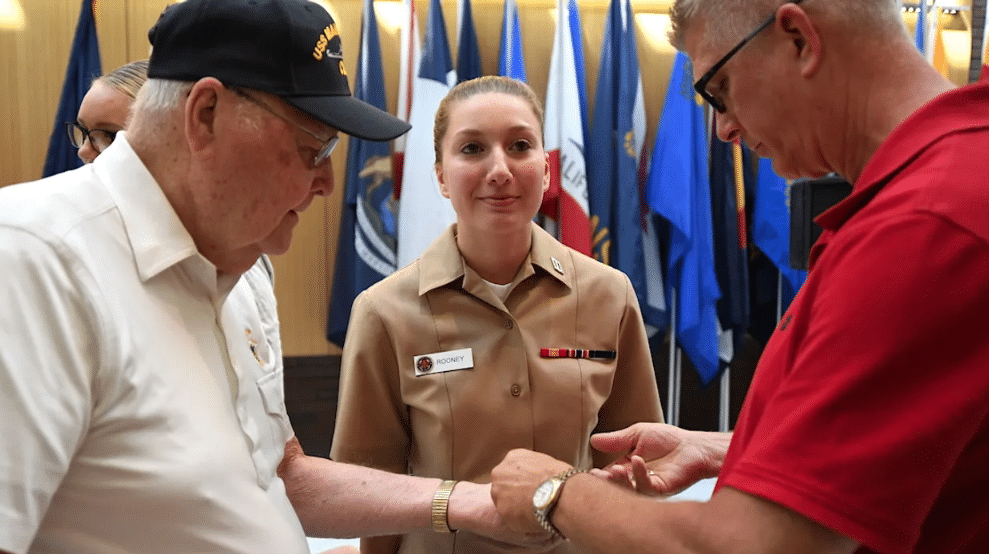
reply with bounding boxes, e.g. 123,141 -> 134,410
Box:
449,481 -> 561,551
590,423 -> 730,496
490,449 -> 572,534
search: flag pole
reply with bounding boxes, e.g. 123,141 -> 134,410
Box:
719,368 -> 730,432
777,270 -> 783,323
667,287 -> 679,426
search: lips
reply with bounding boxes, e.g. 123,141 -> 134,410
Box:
481,195 -> 519,207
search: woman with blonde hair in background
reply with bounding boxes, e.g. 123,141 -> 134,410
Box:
67,59 -> 148,163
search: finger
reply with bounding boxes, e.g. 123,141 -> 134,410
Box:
630,456 -> 662,496
590,425 -> 640,453
589,466 -> 635,489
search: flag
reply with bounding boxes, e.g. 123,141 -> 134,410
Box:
499,0 -> 527,81
983,13 -> 989,79
43,0 -> 101,177
456,0 -> 483,82
541,0 -> 591,256
913,0 -> 947,78
326,0 -> 397,346
914,0 -> 928,55
396,0 -> 457,268
752,156 -> 807,305
392,0 -> 421,199
983,14 -> 989,80
647,52 -> 721,384
708,131 -> 751,370
586,0 -> 665,330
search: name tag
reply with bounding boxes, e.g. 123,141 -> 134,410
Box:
414,348 -> 474,376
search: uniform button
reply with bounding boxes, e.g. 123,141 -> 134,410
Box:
504,320 -> 514,330
510,384 -> 522,396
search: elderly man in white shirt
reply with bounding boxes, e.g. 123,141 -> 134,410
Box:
0,0 -> 558,552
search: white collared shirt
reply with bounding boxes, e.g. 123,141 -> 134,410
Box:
0,135 -> 307,554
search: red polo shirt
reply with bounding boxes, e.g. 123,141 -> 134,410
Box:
718,79 -> 989,554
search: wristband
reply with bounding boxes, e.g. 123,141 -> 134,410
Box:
431,480 -> 458,533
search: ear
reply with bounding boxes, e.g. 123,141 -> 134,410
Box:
542,153 -> 551,194
184,77 -> 224,154
436,164 -> 452,199
776,4 -> 822,78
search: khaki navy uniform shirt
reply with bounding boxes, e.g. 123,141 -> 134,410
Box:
331,223 -> 663,554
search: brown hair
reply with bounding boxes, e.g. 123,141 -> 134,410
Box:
97,59 -> 149,100
433,75 -> 544,164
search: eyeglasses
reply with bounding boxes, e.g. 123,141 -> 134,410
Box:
66,122 -> 117,154
227,86 -> 338,169
693,0 -> 804,113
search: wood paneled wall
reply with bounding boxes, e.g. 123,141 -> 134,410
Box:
0,0 -> 974,357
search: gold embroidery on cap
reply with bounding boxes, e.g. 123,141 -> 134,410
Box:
312,24 -> 339,61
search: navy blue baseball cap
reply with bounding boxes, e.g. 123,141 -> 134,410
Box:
147,0 -> 410,142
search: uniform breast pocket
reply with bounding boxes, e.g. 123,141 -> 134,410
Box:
254,369 -> 294,488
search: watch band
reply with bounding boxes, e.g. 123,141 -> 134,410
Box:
537,468 -> 585,539
431,480 -> 458,533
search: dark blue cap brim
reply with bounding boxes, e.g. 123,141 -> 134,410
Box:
285,94 -> 411,142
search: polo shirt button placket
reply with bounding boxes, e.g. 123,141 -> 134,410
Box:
504,319 -> 513,330
510,384 -> 522,397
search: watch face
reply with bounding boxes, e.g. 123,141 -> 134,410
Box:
533,479 -> 556,509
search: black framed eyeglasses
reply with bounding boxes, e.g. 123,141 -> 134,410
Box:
227,86 -> 338,169
693,0 -> 804,113
65,122 -> 117,154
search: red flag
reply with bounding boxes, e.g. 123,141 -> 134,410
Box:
392,0 -> 420,200
542,0 -> 591,256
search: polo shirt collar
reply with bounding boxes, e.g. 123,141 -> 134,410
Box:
817,80 -> 989,233
417,222 -> 574,297
93,133 -> 202,283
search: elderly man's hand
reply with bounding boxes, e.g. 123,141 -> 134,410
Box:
490,449 -> 572,535
590,423 -> 729,496
449,480 -> 562,551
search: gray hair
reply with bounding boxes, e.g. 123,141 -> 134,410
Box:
669,0 -> 907,52
131,78 -> 194,119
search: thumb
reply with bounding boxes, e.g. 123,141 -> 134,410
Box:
590,426 -> 639,453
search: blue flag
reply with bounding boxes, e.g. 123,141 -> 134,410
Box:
567,0 -> 590,146
499,0 -> 527,81
709,135 -> 751,371
456,0 -> 483,82
915,0 -> 927,55
752,156 -> 807,306
587,0 -> 664,330
647,52 -> 721,384
327,0 -> 397,347
43,0 -> 101,177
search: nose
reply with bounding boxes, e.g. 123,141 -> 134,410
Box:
312,156 -> 334,196
77,139 -> 98,164
486,147 -> 512,186
715,110 -> 741,144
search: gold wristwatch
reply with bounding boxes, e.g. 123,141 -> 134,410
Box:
532,468 -> 585,539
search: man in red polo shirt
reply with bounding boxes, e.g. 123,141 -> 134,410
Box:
489,1 -> 989,553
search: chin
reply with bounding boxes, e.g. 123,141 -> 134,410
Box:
259,235 -> 293,256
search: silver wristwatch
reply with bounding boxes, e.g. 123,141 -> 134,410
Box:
532,468 -> 585,539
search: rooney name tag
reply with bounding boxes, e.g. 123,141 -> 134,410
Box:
414,348 -> 474,376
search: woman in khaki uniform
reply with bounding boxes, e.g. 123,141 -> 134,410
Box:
331,76 -> 663,554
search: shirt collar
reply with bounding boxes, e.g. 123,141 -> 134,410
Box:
92,133 -> 202,282
417,222 -> 575,297
817,80 -> 989,233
